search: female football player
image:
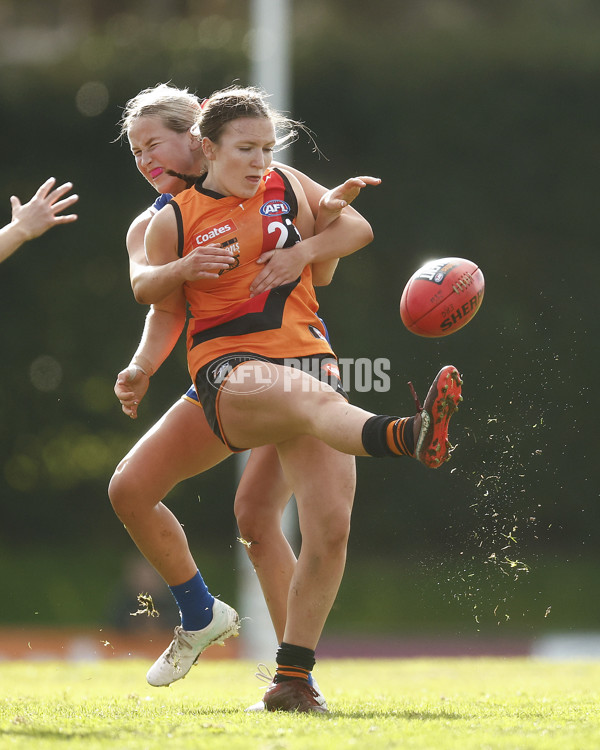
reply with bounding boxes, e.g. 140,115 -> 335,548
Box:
143,85 -> 462,712
109,83 -> 379,708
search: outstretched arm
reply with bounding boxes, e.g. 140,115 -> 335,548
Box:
250,171 -> 380,295
0,177 -> 78,264
311,175 -> 380,285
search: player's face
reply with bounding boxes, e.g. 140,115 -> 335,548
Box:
128,116 -> 200,196
202,117 -> 275,199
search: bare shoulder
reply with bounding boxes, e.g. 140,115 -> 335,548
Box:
126,209 -> 152,260
145,203 -> 178,263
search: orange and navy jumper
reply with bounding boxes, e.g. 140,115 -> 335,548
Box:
170,168 -> 416,455
169,167 -> 414,677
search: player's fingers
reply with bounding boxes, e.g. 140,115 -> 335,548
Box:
332,198 -> 348,209
121,402 -> 137,419
256,250 -> 275,265
250,277 -> 274,297
35,177 -> 57,198
191,263 -> 230,277
50,181 -> 74,199
117,366 -> 140,386
51,196 -> 79,214
52,214 -> 78,225
354,176 -> 381,185
9,195 -> 21,211
201,255 -> 235,265
192,243 -> 231,256
191,255 -> 235,269
51,190 -> 78,210
249,267 -> 270,292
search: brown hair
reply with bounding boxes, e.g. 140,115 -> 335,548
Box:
194,86 -> 299,151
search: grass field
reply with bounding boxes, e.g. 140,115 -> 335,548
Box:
1,658 -> 598,749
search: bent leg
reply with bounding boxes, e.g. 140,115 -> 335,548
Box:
218,362 -> 461,469
234,445 -> 296,643
109,399 -> 230,585
218,362 -> 374,453
275,436 -> 356,650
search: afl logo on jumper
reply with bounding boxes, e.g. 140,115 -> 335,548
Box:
260,200 -> 290,217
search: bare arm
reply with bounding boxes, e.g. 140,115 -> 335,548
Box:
0,178 -> 78,264
115,205 -> 191,417
250,168 -> 380,295
114,305 -> 186,419
127,208 -> 235,305
311,175 -> 381,285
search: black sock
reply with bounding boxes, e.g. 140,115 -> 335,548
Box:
274,642 -> 316,683
362,415 -> 415,457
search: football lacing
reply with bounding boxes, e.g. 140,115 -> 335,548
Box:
452,272 -> 473,294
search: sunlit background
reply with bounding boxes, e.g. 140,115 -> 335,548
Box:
0,0 -> 597,660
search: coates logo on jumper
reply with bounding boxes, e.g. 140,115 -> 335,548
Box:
259,200 -> 290,217
195,219 -> 237,246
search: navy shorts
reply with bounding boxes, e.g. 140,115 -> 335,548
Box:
183,383 -> 201,403
181,314 -> 331,407
194,351 -> 348,451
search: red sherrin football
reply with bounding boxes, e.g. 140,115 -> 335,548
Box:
400,257 -> 485,337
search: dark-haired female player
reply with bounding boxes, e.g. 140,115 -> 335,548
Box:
144,85 -> 462,712
110,83 -> 379,709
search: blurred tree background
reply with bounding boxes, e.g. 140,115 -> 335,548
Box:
0,0 -> 597,641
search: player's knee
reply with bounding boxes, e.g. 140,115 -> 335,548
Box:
327,511 -> 352,551
235,494 -> 270,543
108,461 -> 139,519
234,494 -> 254,538
309,505 -> 352,555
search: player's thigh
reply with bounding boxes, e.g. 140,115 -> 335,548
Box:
115,399 -> 230,490
219,363 -> 340,447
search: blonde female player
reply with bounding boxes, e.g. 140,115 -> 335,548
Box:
109,84 -> 379,708
144,86 -> 462,712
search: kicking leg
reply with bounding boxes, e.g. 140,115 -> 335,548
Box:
219,362 -> 462,468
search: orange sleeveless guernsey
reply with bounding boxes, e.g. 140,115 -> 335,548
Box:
170,168 -> 334,382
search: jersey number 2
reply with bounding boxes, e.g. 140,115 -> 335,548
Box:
268,221 -> 289,249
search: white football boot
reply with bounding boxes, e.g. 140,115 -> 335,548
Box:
245,663 -> 328,711
146,599 -> 239,687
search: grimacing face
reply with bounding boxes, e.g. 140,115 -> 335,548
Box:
128,115 -> 200,196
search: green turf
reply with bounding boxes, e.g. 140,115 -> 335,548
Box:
0,658 -> 598,749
